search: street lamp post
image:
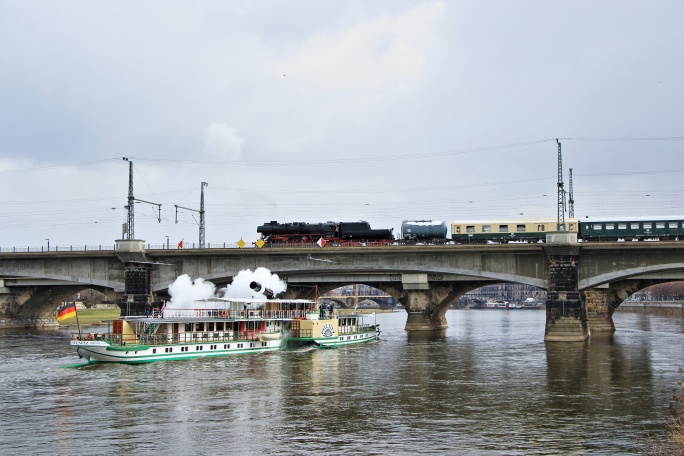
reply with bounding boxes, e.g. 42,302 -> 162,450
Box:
45,238 -> 50,252
165,236 -> 169,249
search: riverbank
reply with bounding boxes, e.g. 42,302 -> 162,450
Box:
617,301 -> 684,316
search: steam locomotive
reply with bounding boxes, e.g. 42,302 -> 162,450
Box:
257,221 -> 394,244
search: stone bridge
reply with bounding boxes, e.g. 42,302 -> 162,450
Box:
1,236 -> 683,341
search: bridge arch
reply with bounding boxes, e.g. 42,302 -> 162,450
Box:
580,262 -> 684,290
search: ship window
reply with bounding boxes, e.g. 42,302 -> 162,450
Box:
618,223 -> 627,229
196,323 -> 204,331
669,222 -> 679,229
250,343 -> 254,347
631,223 -> 639,229
153,349 -> 157,354
466,225 -> 475,234
656,222 -> 665,229
482,225 -> 491,233
643,223 -> 652,230
569,223 -> 575,230
207,322 -> 214,331
499,225 -> 508,233
537,224 -> 545,231
185,323 -> 192,331
455,226 -> 461,234
605,224 -> 614,230
516,225 -> 526,232
262,342 -> 267,347
216,322 -> 224,331
593,224 -> 602,231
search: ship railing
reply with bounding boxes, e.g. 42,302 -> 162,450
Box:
135,330 -> 282,345
162,309 -> 311,320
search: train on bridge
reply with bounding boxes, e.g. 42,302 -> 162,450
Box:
257,216 -> 684,245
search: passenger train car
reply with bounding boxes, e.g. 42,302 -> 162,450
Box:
451,219 -> 579,243
579,217 -> 684,242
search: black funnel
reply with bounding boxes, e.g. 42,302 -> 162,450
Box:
250,281 -> 275,298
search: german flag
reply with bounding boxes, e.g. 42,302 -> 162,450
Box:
57,302 -> 77,322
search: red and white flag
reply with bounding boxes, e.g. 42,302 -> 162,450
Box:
178,239 -> 184,249
317,237 -> 326,248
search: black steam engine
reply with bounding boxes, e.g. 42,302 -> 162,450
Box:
257,221 -> 394,244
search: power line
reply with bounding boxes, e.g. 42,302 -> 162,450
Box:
1,137 -> 682,173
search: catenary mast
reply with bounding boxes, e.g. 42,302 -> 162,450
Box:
556,139 -> 566,231
568,168 -> 575,219
175,182 -> 208,248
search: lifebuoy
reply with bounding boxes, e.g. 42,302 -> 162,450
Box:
221,310 -> 229,318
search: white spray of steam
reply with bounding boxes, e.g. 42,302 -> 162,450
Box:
223,267 -> 287,299
166,274 -> 216,309
166,268 -> 287,309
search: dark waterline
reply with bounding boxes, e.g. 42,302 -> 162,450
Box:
1,310 -> 682,455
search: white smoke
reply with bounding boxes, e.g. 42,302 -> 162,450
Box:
165,268 -> 287,308
166,274 -> 216,309
223,267 -> 287,299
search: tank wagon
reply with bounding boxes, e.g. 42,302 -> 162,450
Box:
257,221 -> 394,244
401,220 -> 448,243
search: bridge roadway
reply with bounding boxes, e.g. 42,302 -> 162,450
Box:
1,238 -> 683,341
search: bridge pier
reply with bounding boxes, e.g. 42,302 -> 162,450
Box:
583,279 -> 660,333
544,235 -> 589,342
583,288 -> 616,333
401,282 -> 475,331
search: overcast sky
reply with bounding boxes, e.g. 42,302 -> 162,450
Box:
1,1 -> 683,249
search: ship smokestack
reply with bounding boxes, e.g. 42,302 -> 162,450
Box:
250,281 -> 275,298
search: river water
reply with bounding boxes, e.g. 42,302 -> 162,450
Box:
0,310 -> 682,455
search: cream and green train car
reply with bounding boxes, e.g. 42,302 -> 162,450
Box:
579,217 -> 684,241
451,219 -> 579,243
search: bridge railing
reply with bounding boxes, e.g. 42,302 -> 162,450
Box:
0,242 -> 245,253
0,240 -> 400,253
0,245 -> 117,253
